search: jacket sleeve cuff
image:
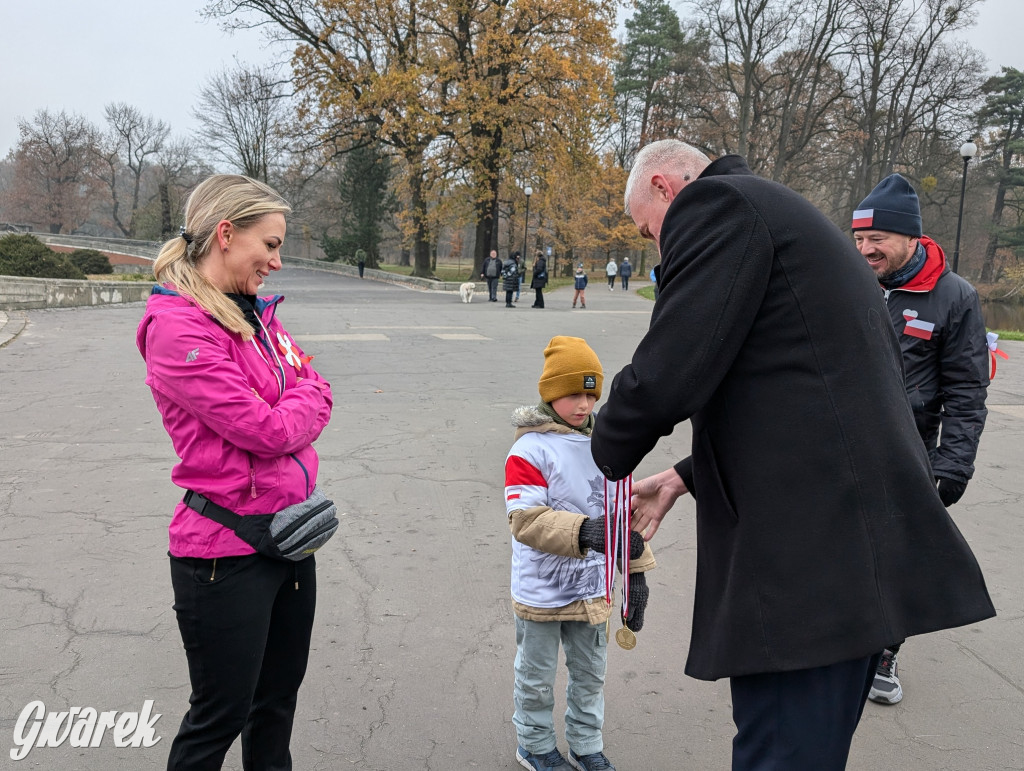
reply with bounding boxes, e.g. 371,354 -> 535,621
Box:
673,456 -> 694,495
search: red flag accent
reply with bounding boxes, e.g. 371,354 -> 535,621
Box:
505,455 -> 548,487
903,319 -> 934,340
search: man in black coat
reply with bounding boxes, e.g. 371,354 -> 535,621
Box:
852,173 -> 990,705
590,139 -> 994,770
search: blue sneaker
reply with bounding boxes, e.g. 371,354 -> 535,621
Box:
517,745 -> 568,769
568,749 -> 615,770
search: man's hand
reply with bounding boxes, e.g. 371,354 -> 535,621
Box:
630,468 -> 688,541
579,516 -> 645,560
937,477 -> 967,507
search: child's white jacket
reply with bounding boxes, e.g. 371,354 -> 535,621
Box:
505,406 -> 655,624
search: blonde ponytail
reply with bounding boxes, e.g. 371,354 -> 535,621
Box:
154,175 -> 292,340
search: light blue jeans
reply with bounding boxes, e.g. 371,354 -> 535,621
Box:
513,615 -> 608,756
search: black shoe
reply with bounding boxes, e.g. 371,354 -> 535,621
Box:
506,304 -> 515,308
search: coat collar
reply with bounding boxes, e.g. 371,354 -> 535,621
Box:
698,155 -> 753,179
896,235 -> 947,292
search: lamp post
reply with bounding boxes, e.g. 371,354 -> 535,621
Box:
952,140 -> 978,275
523,186 -> 532,255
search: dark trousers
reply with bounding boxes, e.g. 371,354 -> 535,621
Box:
487,277 -> 500,300
730,653 -> 879,771
533,287 -> 544,308
357,263 -> 364,278
167,554 -> 317,771
505,290 -> 515,306
620,277 -> 629,290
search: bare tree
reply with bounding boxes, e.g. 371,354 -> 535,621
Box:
843,0 -> 984,208
153,137 -> 209,238
192,63 -> 291,182
97,103 -> 170,237
6,110 -> 99,233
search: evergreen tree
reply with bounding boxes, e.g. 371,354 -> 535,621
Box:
324,141 -> 393,268
977,67 -> 1024,282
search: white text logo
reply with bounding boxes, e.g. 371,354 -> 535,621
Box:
10,700 -> 161,761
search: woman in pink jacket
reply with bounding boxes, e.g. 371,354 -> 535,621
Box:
137,175 -> 333,770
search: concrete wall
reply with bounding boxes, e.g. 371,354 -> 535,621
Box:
0,236 -> 480,311
0,276 -> 152,311
32,233 -> 162,260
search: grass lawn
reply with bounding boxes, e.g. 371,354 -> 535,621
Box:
992,329 -> 1024,341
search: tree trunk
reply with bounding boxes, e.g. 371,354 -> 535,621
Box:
159,183 -> 172,238
981,180 -> 1008,284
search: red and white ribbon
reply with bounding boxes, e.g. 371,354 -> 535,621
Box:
604,475 -> 634,621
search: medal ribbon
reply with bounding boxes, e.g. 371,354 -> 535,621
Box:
603,475 -> 634,621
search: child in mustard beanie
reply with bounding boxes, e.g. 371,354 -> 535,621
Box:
505,336 -> 655,771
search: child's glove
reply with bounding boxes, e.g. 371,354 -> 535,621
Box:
578,516 -> 645,560
625,572 -> 649,632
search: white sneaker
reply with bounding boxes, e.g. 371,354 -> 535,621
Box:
868,649 -> 903,704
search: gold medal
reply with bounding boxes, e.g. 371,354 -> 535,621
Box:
615,624 -> 637,650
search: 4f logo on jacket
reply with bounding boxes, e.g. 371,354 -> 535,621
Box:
902,309 -> 935,340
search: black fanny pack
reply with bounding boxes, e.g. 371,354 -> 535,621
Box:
183,486 -> 338,561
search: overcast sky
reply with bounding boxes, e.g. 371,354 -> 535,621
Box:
2,0 -> 1023,159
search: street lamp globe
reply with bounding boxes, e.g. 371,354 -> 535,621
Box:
960,141 -> 978,160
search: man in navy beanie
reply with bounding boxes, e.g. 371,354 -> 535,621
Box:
852,173 -> 990,706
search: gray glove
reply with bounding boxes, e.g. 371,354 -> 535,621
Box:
625,572 -> 649,632
579,516 -> 645,560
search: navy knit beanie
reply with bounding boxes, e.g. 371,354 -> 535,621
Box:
851,174 -> 922,237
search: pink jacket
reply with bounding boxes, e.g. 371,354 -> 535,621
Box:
137,286 -> 333,558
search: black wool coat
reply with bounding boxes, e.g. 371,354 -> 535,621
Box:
591,156 -> 995,681
530,257 -> 548,289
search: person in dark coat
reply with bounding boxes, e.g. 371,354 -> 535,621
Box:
852,173 -> 990,705
503,252 -> 521,308
590,139 -> 995,770
618,257 -> 632,291
529,251 -> 548,308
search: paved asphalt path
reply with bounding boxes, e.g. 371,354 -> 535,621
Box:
0,267 -> 1021,770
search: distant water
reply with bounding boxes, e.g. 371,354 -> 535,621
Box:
981,301 -> 1024,332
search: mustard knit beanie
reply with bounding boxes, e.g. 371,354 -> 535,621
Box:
538,336 -> 603,402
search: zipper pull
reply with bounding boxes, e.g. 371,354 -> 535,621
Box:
250,465 -> 257,499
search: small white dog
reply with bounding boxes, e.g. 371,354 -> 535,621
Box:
459,282 -> 476,303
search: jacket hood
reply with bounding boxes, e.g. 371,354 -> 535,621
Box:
511,404 -> 591,442
136,284 -> 283,359
899,235 -> 947,292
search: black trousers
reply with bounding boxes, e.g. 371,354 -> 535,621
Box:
487,277 -> 500,300
505,289 -> 515,306
533,287 -> 544,308
167,554 -> 317,771
730,652 -> 879,771
357,263 -> 364,278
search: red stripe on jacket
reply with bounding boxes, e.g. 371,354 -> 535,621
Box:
505,455 -> 548,488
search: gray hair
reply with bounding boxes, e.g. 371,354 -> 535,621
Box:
624,140 -> 711,216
